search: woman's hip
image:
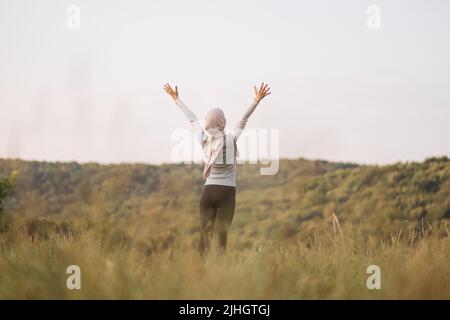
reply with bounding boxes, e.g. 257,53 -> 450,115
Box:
200,184 -> 236,208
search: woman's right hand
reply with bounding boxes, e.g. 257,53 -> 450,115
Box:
164,83 -> 179,101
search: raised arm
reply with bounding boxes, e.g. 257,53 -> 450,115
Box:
233,82 -> 271,139
164,83 -> 205,145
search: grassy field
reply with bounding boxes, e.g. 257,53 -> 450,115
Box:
1,157 -> 450,299
0,216 -> 449,299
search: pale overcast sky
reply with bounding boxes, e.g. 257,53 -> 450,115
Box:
1,0 -> 449,165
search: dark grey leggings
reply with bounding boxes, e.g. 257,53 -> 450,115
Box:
199,184 -> 236,254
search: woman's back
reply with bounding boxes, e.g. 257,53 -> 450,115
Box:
205,133 -> 237,186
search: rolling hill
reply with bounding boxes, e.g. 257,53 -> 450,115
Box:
1,157 -> 449,246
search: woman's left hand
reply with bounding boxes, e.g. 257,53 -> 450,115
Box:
254,82 -> 271,102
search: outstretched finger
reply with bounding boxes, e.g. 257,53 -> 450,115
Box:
260,92 -> 271,100
175,86 -> 178,95
259,82 -> 264,92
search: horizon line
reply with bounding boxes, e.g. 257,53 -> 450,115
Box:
1,155 -> 449,168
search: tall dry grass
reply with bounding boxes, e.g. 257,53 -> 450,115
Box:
0,216 -> 449,299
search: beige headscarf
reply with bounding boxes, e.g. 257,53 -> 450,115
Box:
203,108 -> 226,179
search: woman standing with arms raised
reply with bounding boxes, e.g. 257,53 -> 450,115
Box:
164,82 -> 271,254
